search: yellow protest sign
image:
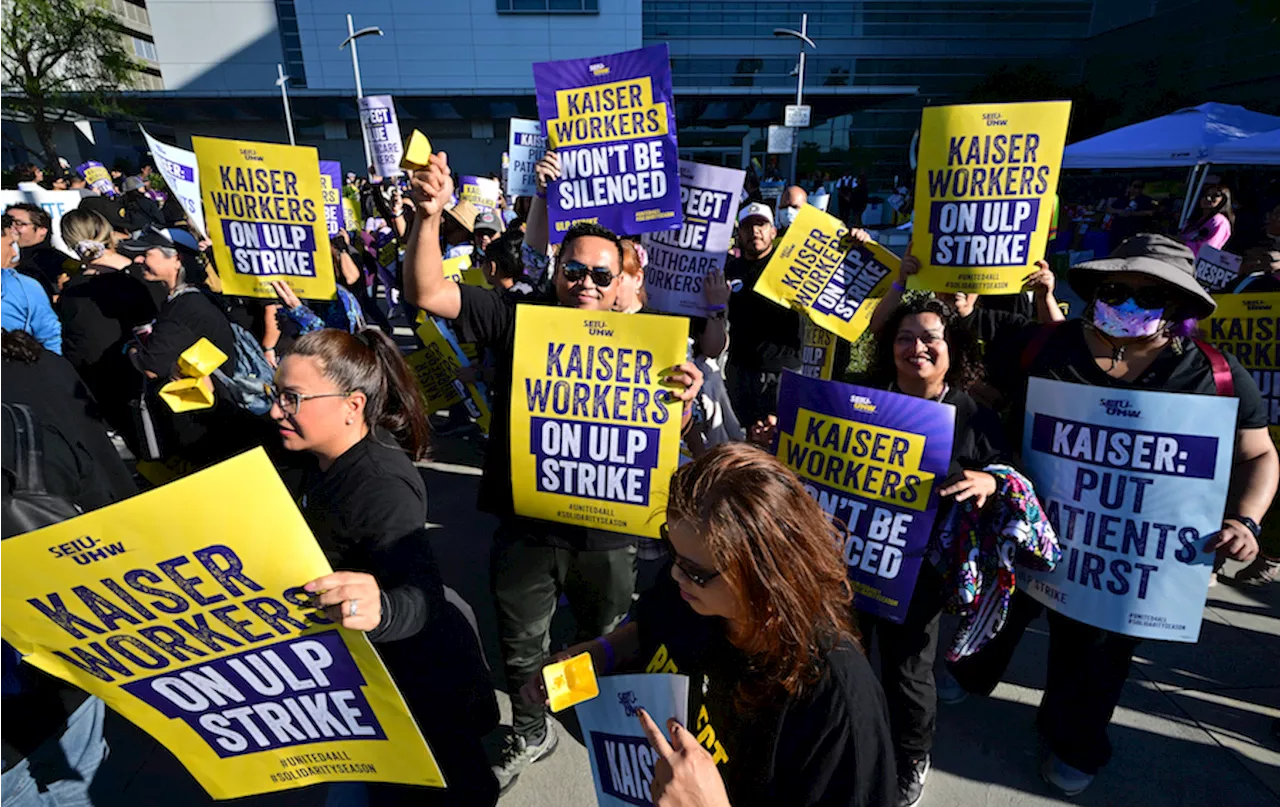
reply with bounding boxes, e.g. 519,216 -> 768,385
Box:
0,450 -> 441,799
406,316 -> 492,435
801,316 -> 837,380
1203,293 -> 1280,441
510,307 -> 685,537
910,101 -> 1071,294
193,136 -> 337,301
754,204 -> 898,346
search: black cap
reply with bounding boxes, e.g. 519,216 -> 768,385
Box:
475,210 -> 502,235
78,196 -> 131,234
117,227 -> 182,255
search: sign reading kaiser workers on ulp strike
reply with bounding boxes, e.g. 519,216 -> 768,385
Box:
510,307 -> 685,538
642,160 -> 744,317
193,136 -> 336,300
533,44 -> 682,243
0,450 -> 441,799
1019,378 -> 1237,641
910,100 -> 1071,294
1202,292 -> 1280,440
775,373 -> 955,622
754,204 -> 899,346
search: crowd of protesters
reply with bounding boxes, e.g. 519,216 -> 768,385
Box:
1,122 -> 1278,807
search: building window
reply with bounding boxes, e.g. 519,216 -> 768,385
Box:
131,36 -> 157,61
497,0 -> 599,13
274,0 -> 308,88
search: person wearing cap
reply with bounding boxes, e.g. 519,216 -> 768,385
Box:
946,233 -> 1278,795
56,209 -> 158,437
473,209 -> 502,255
443,199 -> 480,260
723,201 -> 799,439
121,175 -> 166,233
1,242 -> 62,358
401,150 -> 705,795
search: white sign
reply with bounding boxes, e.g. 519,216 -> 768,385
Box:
576,674 -> 689,807
642,160 -> 745,317
507,118 -> 548,198
0,188 -> 92,257
1193,245 -> 1242,293
767,125 -> 795,155
784,104 -> 811,128
141,126 -> 206,238
359,95 -> 404,179
1020,378 -> 1237,642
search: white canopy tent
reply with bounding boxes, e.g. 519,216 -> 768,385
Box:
1211,127 -> 1280,166
1062,103 -> 1280,227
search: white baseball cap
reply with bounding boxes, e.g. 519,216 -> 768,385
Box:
737,202 -> 774,225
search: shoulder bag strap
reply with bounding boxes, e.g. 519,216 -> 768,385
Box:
1191,338 -> 1234,397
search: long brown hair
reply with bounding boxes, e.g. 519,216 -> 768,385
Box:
289,328 -> 430,460
665,443 -> 858,703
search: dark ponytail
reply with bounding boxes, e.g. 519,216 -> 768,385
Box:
289,328 -> 430,460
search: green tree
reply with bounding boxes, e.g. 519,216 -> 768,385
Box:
2,0 -> 141,170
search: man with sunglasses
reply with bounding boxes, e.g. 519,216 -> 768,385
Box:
401,150 -> 704,795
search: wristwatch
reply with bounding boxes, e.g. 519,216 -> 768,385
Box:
1224,513 -> 1262,538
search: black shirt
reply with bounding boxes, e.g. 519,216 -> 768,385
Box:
16,241 -> 70,297
451,284 -> 638,550
1230,272 -> 1280,293
293,433 -> 497,738
57,269 -> 158,428
988,319 -> 1269,445
725,248 -> 802,373
133,287 -> 236,377
1109,193 -> 1155,243
635,572 -> 896,807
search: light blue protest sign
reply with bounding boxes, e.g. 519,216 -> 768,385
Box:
1020,377 -> 1238,641
575,673 -> 688,807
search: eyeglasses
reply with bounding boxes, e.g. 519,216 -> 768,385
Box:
894,331 -> 946,348
561,260 -> 617,288
10,220 -> 34,230
1096,281 -> 1170,310
658,523 -> 721,587
271,386 -> 353,415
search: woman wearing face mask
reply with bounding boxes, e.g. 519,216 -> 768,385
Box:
1180,185 -> 1234,258
272,328 -> 500,806
521,443 -> 896,807
952,233 -> 1278,796
864,297 -> 1009,807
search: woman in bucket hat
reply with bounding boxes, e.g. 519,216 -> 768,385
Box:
945,233 -> 1278,795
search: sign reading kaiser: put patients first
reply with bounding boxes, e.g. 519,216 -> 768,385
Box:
910,101 -> 1071,294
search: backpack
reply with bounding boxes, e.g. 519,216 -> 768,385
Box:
170,287 -> 275,415
1,403 -> 81,540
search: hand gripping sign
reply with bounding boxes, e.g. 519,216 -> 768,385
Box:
910,101 -> 1071,294
0,450 -> 442,798
1019,378 -> 1238,641
775,372 -> 956,622
510,307 -> 687,538
193,136 -> 336,301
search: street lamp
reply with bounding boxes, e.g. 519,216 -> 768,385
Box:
339,13 -> 384,175
276,64 -> 295,146
774,13 -> 816,187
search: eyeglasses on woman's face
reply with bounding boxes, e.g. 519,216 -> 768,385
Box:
658,522 -> 721,587
270,386 -> 353,416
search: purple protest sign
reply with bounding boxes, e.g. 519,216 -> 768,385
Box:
533,44 -> 682,243
775,372 -> 956,622
121,631 -> 386,759
319,160 -> 345,237
358,95 -> 403,179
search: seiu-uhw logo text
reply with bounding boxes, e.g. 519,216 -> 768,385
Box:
48,536 -> 125,565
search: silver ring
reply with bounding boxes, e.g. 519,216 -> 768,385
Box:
348,599 -> 359,617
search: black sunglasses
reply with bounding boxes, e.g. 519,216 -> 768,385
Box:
658,523 -> 721,587
1095,281 -> 1171,310
561,260 -> 617,288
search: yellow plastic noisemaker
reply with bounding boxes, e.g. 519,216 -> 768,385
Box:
176,338 -> 228,378
542,651 -> 599,713
159,377 -> 216,413
400,130 -> 433,171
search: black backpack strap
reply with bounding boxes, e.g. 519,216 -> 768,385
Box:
2,403 -> 47,495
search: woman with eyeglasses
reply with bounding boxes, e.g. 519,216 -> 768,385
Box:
1180,185 -> 1234,258
951,234 -> 1278,796
271,328 -> 501,806
521,443 -> 896,807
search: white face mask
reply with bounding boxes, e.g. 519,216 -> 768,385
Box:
776,206 -> 798,228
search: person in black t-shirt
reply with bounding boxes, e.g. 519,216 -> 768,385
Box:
521,443 -> 895,807
952,234 -> 1278,797
861,297 -> 1008,807
270,328 -> 499,806
1105,179 -> 1157,248
402,151 -> 705,795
